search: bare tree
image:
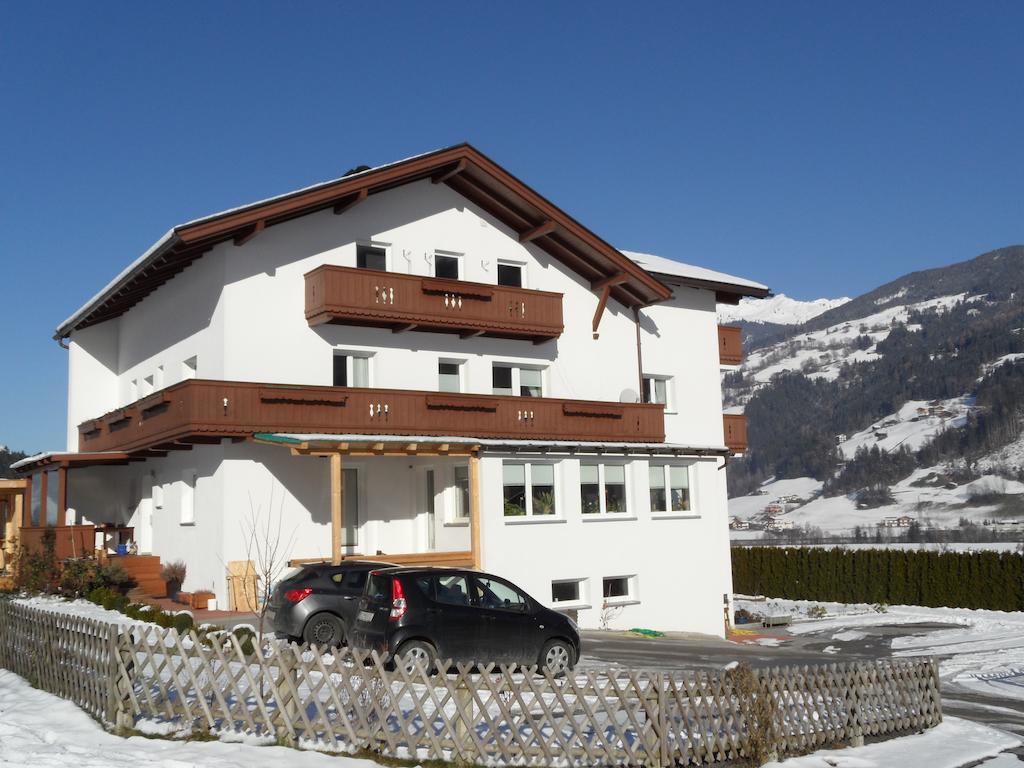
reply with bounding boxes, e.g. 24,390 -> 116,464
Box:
238,483 -> 299,642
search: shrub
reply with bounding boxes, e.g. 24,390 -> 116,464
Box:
172,613 -> 194,633
806,605 -> 828,619
153,610 -> 174,629
124,603 -> 147,620
16,531 -> 59,593
58,558 -> 102,598
101,591 -> 121,611
160,560 -> 187,584
98,562 -> 136,594
231,626 -> 257,656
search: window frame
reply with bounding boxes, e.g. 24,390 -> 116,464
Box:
580,462 -> 631,517
502,461 -> 559,519
356,242 -> 389,272
648,462 -> 696,517
433,250 -> 463,280
642,374 -> 673,411
491,363 -> 545,398
550,578 -> 590,609
602,574 -> 638,606
496,260 -> 525,288
450,464 -> 471,524
333,350 -> 374,388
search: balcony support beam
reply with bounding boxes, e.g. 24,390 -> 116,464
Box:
592,284 -> 612,335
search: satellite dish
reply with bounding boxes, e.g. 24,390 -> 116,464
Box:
619,388 -> 640,404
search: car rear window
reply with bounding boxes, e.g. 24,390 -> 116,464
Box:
366,572 -> 392,601
281,567 -> 310,582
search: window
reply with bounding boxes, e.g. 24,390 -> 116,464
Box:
356,244 -> 387,271
649,464 -> 692,514
452,465 -> 470,521
642,375 -> 670,407
438,361 -> 462,393
45,470 -> 58,526
603,575 -> 635,603
434,252 -> 461,280
474,576 -> 528,612
551,579 -> 585,605
581,463 -> 628,515
333,353 -> 370,387
29,474 -> 40,526
180,469 -> 196,525
497,262 -> 523,288
434,574 -> 471,606
502,462 -> 557,517
492,364 -> 544,397
182,356 -> 197,380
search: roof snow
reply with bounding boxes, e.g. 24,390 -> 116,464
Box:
622,250 -> 768,293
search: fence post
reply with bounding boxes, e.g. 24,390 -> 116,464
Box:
846,664 -> 865,747
453,675 -> 473,760
106,624 -> 134,731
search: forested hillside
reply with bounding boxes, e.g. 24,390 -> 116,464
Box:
724,246 -> 1024,504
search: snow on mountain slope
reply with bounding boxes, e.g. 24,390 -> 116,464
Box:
718,294 -> 850,325
837,397 -> 974,459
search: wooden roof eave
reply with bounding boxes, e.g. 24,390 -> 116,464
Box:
62,144 -> 673,335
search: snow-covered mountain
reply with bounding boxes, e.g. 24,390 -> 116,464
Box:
718,294 -> 850,326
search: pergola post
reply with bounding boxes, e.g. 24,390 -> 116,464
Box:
330,453 -> 344,565
469,453 -> 482,570
57,466 -> 68,526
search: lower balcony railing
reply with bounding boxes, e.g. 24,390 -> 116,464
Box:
723,414 -> 748,454
78,379 -> 666,453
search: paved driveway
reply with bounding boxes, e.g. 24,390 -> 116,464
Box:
578,624 -> 1024,737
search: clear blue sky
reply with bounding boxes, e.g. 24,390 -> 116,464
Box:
2,2 -> 1023,453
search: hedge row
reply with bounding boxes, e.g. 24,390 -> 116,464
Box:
732,546 -> 1024,611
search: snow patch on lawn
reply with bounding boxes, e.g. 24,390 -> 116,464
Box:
762,716 -> 1019,768
0,668 -> 385,768
13,595 -> 148,628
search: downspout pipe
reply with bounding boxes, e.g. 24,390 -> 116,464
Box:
633,307 -> 644,398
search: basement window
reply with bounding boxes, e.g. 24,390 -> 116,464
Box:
551,579 -> 586,605
602,575 -> 636,604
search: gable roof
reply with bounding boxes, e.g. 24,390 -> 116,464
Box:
622,250 -> 770,303
58,144 -> 683,338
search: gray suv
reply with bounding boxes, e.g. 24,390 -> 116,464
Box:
267,560 -> 398,646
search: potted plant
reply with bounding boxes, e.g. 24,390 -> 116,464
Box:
161,560 -> 187,600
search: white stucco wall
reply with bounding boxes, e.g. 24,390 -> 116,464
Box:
62,175 -> 737,634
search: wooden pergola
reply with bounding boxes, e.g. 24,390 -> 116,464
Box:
0,479 -> 28,571
255,436 -> 483,569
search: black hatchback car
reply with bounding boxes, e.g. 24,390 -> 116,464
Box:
349,567 -> 581,675
267,560 -> 398,647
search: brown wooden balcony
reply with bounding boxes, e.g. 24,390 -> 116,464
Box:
78,379 -> 666,453
718,324 -> 743,366
723,414 -> 748,454
305,265 -> 563,342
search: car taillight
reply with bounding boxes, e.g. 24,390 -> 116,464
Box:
389,577 -> 407,621
284,587 -> 313,603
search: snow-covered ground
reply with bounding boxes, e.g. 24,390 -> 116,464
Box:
837,396 -> 973,459
735,597 -> 1024,707
0,668 -> 383,768
763,716 -> 1019,768
718,294 -> 850,326
729,465 -> 1024,536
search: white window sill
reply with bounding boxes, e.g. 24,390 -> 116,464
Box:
602,598 -> 640,607
581,515 -> 637,522
444,520 -> 470,528
503,516 -> 566,525
650,512 -> 700,520
552,602 -> 592,612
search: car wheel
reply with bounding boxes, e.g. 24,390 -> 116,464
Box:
539,639 -> 574,677
303,613 -> 346,648
394,640 -> 436,675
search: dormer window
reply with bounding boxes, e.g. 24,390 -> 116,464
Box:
356,244 -> 387,271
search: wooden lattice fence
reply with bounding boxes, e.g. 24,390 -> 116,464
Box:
0,601 -> 942,765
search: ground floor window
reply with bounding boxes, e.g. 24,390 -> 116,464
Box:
602,575 -> 636,604
452,465 -> 470,522
502,462 -> 556,517
581,463 -> 628,515
649,464 -> 692,513
551,578 -> 587,606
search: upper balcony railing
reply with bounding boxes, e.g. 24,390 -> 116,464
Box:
78,379 -> 666,454
305,265 -> 564,342
718,325 -> 743,366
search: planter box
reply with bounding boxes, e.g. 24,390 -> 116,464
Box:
175,592 -> 193,606
191,591 -> 215,611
